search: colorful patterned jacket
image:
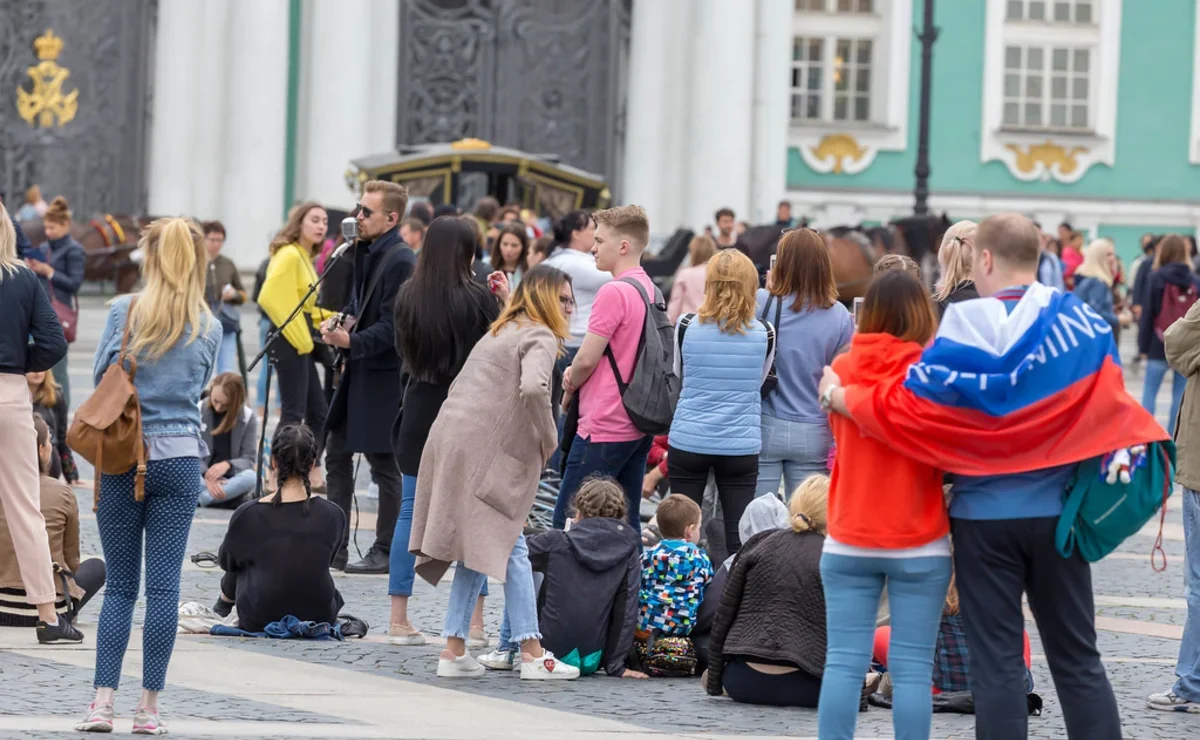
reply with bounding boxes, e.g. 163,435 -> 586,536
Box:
637,539 -> 712,635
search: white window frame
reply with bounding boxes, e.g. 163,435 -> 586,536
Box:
791,0 -> 911,175
980,0 -> 1120,183
1190,0 -> 1200,163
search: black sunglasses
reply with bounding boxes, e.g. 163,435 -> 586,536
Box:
354,203 -> 375,219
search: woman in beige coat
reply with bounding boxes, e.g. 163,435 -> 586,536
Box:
409,265 -> 581,681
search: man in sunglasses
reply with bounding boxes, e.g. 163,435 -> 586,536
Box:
320,180 -> 416,573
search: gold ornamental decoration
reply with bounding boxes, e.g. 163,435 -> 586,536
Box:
808,133 -> 868,174
1004,141 -> 1088,178
16,29 -> 79,128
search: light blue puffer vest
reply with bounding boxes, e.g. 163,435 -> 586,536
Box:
668,318 -> 768,456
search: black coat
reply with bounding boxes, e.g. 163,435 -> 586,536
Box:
0,267 -> 66,374
1139,262 -> 1200,361
705,528 -> 827,695
527,517 -> 642,677
327,228 -> 415,453
936,280 -> 979,318
42,236 -> 86,306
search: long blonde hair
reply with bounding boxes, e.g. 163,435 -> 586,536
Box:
697,249 -> 758,333
269,201 -> 325,255
490,264 -> 571,347
789,474 -> 829,534
0,205 -> 25,276
934,220 -> 977,302
28,371 -> 60,408
126,218 -> 212,360
1074,239 -> 1116,287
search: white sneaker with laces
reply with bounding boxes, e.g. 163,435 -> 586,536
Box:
478,648 -> 518,671
1146,690 -> 1200,713
437,650 -> 486,678
520,651 -> 580,680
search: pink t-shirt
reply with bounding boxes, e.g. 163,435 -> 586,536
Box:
578,266 -> 655,442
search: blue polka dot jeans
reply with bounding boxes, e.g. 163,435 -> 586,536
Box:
93,457 -> 200,691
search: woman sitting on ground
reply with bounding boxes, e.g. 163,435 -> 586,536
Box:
0,414 -> 105,628
199,372 -> 260,508
704,475 -> 829,707
26,369 -> 78,483
214,423 -> 345,632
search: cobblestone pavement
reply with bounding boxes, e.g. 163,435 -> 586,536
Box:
2,296 -> 1199,738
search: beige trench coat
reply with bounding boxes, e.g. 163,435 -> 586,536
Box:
409,320 -> 559,585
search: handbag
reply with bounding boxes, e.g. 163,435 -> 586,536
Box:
51,293 -> 79,344
633,632 -> 697,677
1055,441 -> 1176,568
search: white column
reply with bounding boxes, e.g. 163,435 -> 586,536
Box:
147,0 -> 207,216
296,0 -> 400,210
621,0 -> 672,236
750,0 -> 793,224
219,0 -> 289,267
662,0 -> 698,236
190,0 -> 233,221
684,0 -> 756,232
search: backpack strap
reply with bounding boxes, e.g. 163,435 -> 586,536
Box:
120,297 -> 139,380
676,314 -> 695,382
602,277 -> 659,392
117,297 -> 146,504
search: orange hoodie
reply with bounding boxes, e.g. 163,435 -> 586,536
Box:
829,333 -> 949,549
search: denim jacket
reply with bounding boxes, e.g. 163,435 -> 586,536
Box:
93,295 -> 221,438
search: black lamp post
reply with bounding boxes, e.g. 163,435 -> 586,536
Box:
913,0 -> 939,216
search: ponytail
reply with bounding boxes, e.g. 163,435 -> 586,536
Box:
788,474 -> 829,534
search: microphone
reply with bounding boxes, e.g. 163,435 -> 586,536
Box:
330,217 -> 358,261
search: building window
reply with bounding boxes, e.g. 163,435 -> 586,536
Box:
791,1 -> 881,125
980,0 -> 1119,183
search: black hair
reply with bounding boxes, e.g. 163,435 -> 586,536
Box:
553,210 -> 591,249
1059,221 -> 1073,231
409,201 -> 434,226
269,422 -> 319,512
715,207 -> 736,222
394,216 -> 498,383
433,203 -> 459,219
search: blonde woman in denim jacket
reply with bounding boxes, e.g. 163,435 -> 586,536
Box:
77,218 -> 220,735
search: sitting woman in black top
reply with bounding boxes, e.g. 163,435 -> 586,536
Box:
214,423 -> 345,632
705,475 -> 829,707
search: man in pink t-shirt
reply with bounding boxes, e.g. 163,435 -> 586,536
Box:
552,206 -> 656,531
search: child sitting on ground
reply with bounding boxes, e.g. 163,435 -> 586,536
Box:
638,494 -> 713,637
479,477 -> 646,677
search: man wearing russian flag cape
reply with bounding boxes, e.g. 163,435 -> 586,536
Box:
821,214 -> 1167,739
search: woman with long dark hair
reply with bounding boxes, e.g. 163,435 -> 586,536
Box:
410,265 -> 580,680
388,216 -> 503,646
256,202 -> 330,488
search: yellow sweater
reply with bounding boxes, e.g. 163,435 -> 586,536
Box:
256,244 -> 332,355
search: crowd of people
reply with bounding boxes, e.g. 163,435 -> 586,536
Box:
1,181 -> 1198,739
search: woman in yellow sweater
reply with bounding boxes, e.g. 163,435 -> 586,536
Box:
257,202 -> 331,483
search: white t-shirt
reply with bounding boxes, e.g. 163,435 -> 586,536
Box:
543,248 -> 611,347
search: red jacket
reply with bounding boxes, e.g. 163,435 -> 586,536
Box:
829,333 -> 949,549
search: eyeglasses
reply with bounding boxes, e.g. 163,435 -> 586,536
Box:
354,203 -> 375,219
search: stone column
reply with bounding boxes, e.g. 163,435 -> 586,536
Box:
219,0 -> 290,267
684,0 -> 756,232
751,0 -> 793,224
147,0 -> 208,216
191,0 -> 234,221
621,0 -> 672,237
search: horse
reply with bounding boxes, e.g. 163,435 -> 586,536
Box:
826,214 -> 951,303
22,214 -> 149,293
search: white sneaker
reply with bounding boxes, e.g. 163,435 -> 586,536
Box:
437,650 -> 486,678
1147,690 -> 1200,713
520,651 -> 580,680
387,622 -> 427,646
478,648 -> 518,671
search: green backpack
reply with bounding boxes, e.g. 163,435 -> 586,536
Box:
1055,441 -> 1176,569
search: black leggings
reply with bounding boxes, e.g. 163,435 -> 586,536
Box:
0,557 -> 106,627
270,330 -> 327,462
667,447 -> 757,552
722,659 -> 822,707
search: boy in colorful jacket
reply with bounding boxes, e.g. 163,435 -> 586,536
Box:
637,494 -> 712,635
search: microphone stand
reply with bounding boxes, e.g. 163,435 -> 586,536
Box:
248,243 -> 353,498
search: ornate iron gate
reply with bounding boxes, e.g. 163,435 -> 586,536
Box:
397,0 -> 631,196
0,0 -> 154,216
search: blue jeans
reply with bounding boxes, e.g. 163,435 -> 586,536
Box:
216,331 -> 239,376
197,468 -> 256,507
552,434 -> 653,531
756,415 -> 831,497
255,316 -> 279,407
442,535 -> 540,643
547,346 -> 579,472
1143,359 -> 1185,436
818,553 -> 952,740
94,457 -> 201,691
388,474 -> 418,597
1176,488 -> 1200,701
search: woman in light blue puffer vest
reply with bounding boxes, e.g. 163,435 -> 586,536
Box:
668,250 -> 776,554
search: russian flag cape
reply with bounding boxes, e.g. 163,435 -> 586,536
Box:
844,283 -> 1169,475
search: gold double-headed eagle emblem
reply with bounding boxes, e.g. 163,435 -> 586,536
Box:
16,29 -> 79,128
